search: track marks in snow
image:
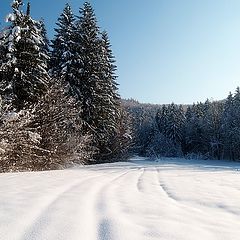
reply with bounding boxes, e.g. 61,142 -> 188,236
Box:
20,174 -> 101,240
156,168 -> 180,202
2,158 -> 240,240
96,170 -> 141,240
20,170 -> 129,240
156,166 -> 240,219
136,168 -> 145,192
98,219 -> 114,240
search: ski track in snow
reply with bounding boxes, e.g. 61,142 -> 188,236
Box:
1,157 -> 240,240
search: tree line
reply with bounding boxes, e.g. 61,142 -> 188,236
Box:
124,88 -> 240,161
0,0 -> 131,172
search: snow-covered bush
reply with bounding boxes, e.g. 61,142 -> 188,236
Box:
0,107 -> 41,172
32,82 -> 94,169
0,82 -> 93,172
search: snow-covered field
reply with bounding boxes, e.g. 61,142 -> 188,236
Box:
1,157 -> 240,240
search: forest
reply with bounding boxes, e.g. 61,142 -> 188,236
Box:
0,0 -> 240,173
126,89 -> 240,161
0,0 -> 131,172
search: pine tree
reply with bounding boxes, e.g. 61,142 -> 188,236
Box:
165,103 -> 185,145
74,2 -> 125,161
229,87 -> 240,160
156,104 -> 168,134
221,92 -> 235,159
92,31 -> 122,160
0,0 -> 49,109
204,101 -> 224,159
50,4 -> 76,87
108,106 -> 132,160
183,106 -> 194,153
39,19 -> 50,64
74,2 -> 101,128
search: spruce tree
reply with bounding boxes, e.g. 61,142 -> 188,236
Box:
221,92 -> 234,159
75,2 -> 125,161
74,2 -> 101,128
156,103 -> 185,153
93,31 -> 122,159
0,0 -> 49,109
230,87 -> 240,159
165,103 -> 185,145
50,4 -> 76,87
39,19 -> 50,65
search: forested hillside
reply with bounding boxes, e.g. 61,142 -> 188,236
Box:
124,90 -> 240,161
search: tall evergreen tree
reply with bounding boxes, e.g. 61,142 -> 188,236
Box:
50,3 -> 76,86
221,92 -> 235,159
204,101 -> 224,159
165,103 -> 185,145
229,87 -> 240,159
74,2 -> 125,161
156,104 -> 168,134
93,31 -> 122,159
74,2 -> 101,128
39,19 -> 50,61
0,0 -> 49,109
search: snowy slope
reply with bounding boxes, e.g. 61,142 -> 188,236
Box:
1,157 -> 240,240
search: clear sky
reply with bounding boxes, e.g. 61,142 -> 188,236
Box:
1,0 -> 240,104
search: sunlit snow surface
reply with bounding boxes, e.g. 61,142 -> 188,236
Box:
1,157 -> 240,240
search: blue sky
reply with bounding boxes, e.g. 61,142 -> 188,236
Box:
1,0 -> 240,104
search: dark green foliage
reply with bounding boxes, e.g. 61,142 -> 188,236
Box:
50,4 -> 76,83
156,103 -> 185,146
0,1 -> 49,109
126,90 -> 240,161
0,0 -> 131,172
72,2 -> 128,162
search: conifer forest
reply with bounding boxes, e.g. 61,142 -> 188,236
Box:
0,1 -> 131,172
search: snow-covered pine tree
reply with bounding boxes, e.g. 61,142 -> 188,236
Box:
101,31 -> 119,97
188,102 -> 206,154
156,104 -> 168,134
204,100 -> 224,159
228,87 -> 240,160
0,1 -> 49,109
155,103 -> 185,155
74,2 -> 127,162
92,31 -> 122,160
108,106 -> 132,160
74,2 -> 101,129
39,19 -> 50,66
50,3 -> 78,94
124,100 -> 157,155
165,103 -> 185,146
0,0 -> 24,104
183,105 -> 195,153
221,92 -> 235,159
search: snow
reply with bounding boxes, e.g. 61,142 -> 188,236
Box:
28,131 -> 42,144
5,13 -> 16,23
0,157 -> 240,240
12,26 -> 21,35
